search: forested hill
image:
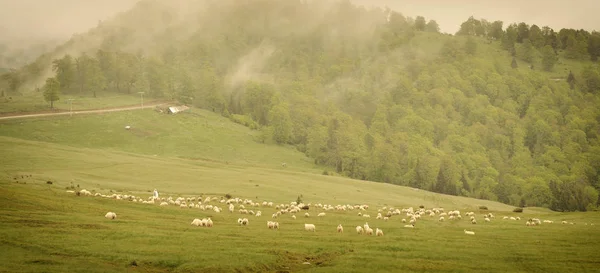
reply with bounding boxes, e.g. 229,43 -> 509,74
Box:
2,0 -> 600,211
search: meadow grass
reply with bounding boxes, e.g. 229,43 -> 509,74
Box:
1,100 -> 599,272
0,108 -> 316,171
0,92 -> 165,114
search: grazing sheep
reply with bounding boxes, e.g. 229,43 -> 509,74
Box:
191,218 -> 202,226
485,218 -> 491,222
304,212 -> 310,218
337,224 -> 343,233
304,223 -> 316,232
240,218 -> 249,226
292,215 -> 296,220
403,224 -> 414,228
206,218 -> 213,227
356,226 -> 364,234
471,219 -> 477,224
464,229 -> 475,235
383,217 -> 389,221
256,211 -> 262,217
365,227 -> 374,235
402,218 -> 407,223
439,216 -> 445,222
104,212 -> 117,220
318,212 -> 326,217
376,228 -> 384,236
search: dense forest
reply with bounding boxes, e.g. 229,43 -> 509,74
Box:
1,0 -> 600,211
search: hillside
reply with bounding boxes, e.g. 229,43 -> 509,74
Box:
0,0 -> 599,212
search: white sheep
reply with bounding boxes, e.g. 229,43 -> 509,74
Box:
356,226 -> 364,234
206,218 -> 213,227
404,224 -> 414,228
485,218 -> 491,222
464,229 -> 475,235
305,223 -> 316,232
337,224 -> 343,233
439,216 -> 445,222
376,228 -> 383,236
104,212 -> 117,220
304,212 -> 310,217
365,227 -> 374,235
191,218 -> 202,226
318,212 -> 326,217
383,217 -> 389,221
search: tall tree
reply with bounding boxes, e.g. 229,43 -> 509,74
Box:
464,36 -> 477,55
425,20 -> 440,33
488,20 -> 504,40
567,70 -> 576,89
43,77 -> 60,109
414,16 -> 426,31
541,45 -> 558,71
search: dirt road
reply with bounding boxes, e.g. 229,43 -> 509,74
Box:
0,102 -> 169,121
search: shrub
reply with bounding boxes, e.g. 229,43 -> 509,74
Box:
225,193 -> 232,199
513,207 -> 523,213
46,181 -> 53,184
419,205 -> 425,209
229,114 -> 259,130
322,170 -> 329,175
478,206 -> 488,210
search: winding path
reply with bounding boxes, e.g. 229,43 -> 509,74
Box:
0,102 -> 169,121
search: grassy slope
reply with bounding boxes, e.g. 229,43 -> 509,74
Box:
0,143 -> 598,272
0,92 -> 166,114
0,108 -> 316,171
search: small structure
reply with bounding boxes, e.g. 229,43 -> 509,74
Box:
167,105 -> 190,114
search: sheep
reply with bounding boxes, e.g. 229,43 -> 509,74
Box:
337,224 -> 343,233
402,218 -> 407,223
356,226 -> 364,234
229,204 -> 234,213
292,215 -> 296,220
404,224 -> 414,228
191,218 -> 202,226
464,229 -> 475,235
240,218 -> 249,226
256,211 -> 262,217
304,223 -> 316,232
485,218 -> 491,222
383,217 -> 389,221
471,219 -> 477,224
104,212 -> 117,220
304,212 -> 310,218
376,228 -> 384,236
206,218 -> 213,227
438,216 -> 445,222
318,212 -> 326,217
365,227 -> 374,235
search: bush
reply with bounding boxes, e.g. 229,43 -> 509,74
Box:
513,207 -> 523,213
322,170 -> 329,175
478,205 -> 488,210
419,205 -> 425,209
229,114 -> 259,130
225,193 -> 232,199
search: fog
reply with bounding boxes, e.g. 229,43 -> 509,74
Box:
352,0 -> 599,34
0,0 -> 598,42
0,0 -> 138,40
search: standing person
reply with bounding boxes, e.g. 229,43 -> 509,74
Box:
153,189 -> 159,200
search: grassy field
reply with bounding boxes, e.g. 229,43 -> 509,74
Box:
0,92 -> 166,114
0,108 -> 316,171
1,136 -> 600,273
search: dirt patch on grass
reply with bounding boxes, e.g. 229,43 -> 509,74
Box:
26,259 -> 60,265
14,219 -> 61,228
268,249 -> 347,271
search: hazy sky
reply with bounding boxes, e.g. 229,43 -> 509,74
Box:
0,0 -> 598,41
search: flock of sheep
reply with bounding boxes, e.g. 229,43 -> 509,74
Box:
76,188 -> 593,236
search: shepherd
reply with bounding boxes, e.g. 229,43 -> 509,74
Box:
153,189 -> 159,199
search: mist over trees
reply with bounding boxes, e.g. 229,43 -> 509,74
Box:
1,0 -> 599,211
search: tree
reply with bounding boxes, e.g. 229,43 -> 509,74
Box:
518,39 -> 535,63
488,21 -> 504,40
425,20 -> 440,33
516,22 -> 529,43
269,102 -> 293,144
511,57 -> 518,69
529,24 -> 545,48
43,77 -> 60,108
414,16 -> 426,31
541,45 -> 558,71
567,70 -> 576,89
464,36 -> 477,55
